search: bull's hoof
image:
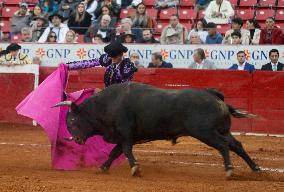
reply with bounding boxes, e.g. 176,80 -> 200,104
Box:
98,166 -> 109,173
252,165 -> 261,172
226,169 -> 233,178
131,165 -> 141,177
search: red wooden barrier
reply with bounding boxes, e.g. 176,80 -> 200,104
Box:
1,67 -> 283,135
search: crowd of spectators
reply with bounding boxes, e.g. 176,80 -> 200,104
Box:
0,0 -> 283,45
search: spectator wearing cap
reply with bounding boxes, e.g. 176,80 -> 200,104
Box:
95,0 -> 120,19
148,52 -> 173,68
115,18 -> 143,43
68,2 -> 92,35
205,22 -> 223,44
229,51 -> 255,72
57,0 -> 80,21
259,17 -> 284,45
139,29 -> 160,44
11,2 -> 31,34
189,48 -> 216,69
204,0 -> 234,24
67,41 -> 137,88
187,19 -> 208,44
21,27 -> 33,42
223,17 -> 250,45
30,15 -> 48,42
122,32 -> 136,43
230,30 -> 242,45
38,13 -> 70,43
131,3 -> 154,29
38,0 -> 59,15
160,14 -> 188,44
84,14 -> 116,43
92,34 -> 104,44
0,43 -> 32,65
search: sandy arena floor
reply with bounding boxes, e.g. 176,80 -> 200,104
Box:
0,123 -> 283,192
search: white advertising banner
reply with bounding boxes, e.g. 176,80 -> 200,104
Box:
0,43 -> 283,69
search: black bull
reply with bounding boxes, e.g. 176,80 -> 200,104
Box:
54,82 -> 260,177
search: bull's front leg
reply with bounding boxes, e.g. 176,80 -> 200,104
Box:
122,143 -> 141,176
99,144 -> 123,173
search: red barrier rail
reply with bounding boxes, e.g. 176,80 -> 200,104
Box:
2,67 -> 284,135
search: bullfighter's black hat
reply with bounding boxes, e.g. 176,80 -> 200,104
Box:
104,41 -> 128,57
6,43 -> 21,51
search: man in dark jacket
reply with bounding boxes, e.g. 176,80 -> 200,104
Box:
139,29 -> 160,44
148,52 -> 173,68
261,49 -> 284,71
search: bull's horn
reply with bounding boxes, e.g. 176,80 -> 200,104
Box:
52,101 -> 72,108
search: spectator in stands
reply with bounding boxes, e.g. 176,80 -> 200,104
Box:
204,0 -> 234,24
188,48 -> 216,69
83,0 -> 98,21
92,34 -> 104,44
228,51 -> 255,72
0,43 -> 32,65
30,16 -> 48,42
187,18 -> 208,43
0,32 -> 11,43
261,49 -> 284,71
246,19 -> 261,45
230,30 -> 242,45
46,31 -> 58,43
148,52 -> 173,68
84,14 -> 116,43
58,0 -> 80,21
38,13 -> 69,43
30,4 -> 49,21
154,0 -> 179,10
139,29 -> 160,44
38,0 -> 59,15
21,27 -> 33,42
119,0 -> 142,8
205,22 -> 223,44
11,2 -> 31,34
259,17 -> 284,45
160,14 -> 187,44
223,17 -> 250,45
122,32 -> 135,43
95,0 -> 120,18
115,18 -> 143,42
131,3 -> 154,29
187,31 -> 202,44
94,5 -> 117,28
130,52 -> 144,68
64,30 -> 77,43
196,0 -> 212,11
68,3 -> 92,35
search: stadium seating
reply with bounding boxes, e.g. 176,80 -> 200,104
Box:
236,8 -> 255,21
3,0 -> 22,5
0,20 -> 10,32
179,8 -> 197,20
180,0 -> 195,7
239,0 -> 258,7
255,8 -> 275,20
275,8 -> 284,20
277,0 -> 284,6
216,24 -> 231,35
2,6 -> 18,18
119,8 -> 136,18
159,8 -> 178,20
259,0 -> 277,7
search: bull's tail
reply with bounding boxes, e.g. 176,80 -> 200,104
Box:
227,105 -> 257,118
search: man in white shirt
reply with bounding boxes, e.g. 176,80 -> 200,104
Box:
205,0 -> 234,24
38,13 -> 69,43
261,49 -> 284,71
188,48 -> 216,69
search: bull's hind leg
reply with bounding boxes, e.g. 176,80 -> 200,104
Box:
99,144 -> 123,172
196,132 -> 233,177
122,143 -> 141,176
228,134 -> 260,171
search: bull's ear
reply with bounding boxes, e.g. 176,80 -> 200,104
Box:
70,102 -> 80,114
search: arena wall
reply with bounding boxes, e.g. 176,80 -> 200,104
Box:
1,66 -> 284,135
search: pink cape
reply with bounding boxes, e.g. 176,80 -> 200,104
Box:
16,64 -> 125,170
